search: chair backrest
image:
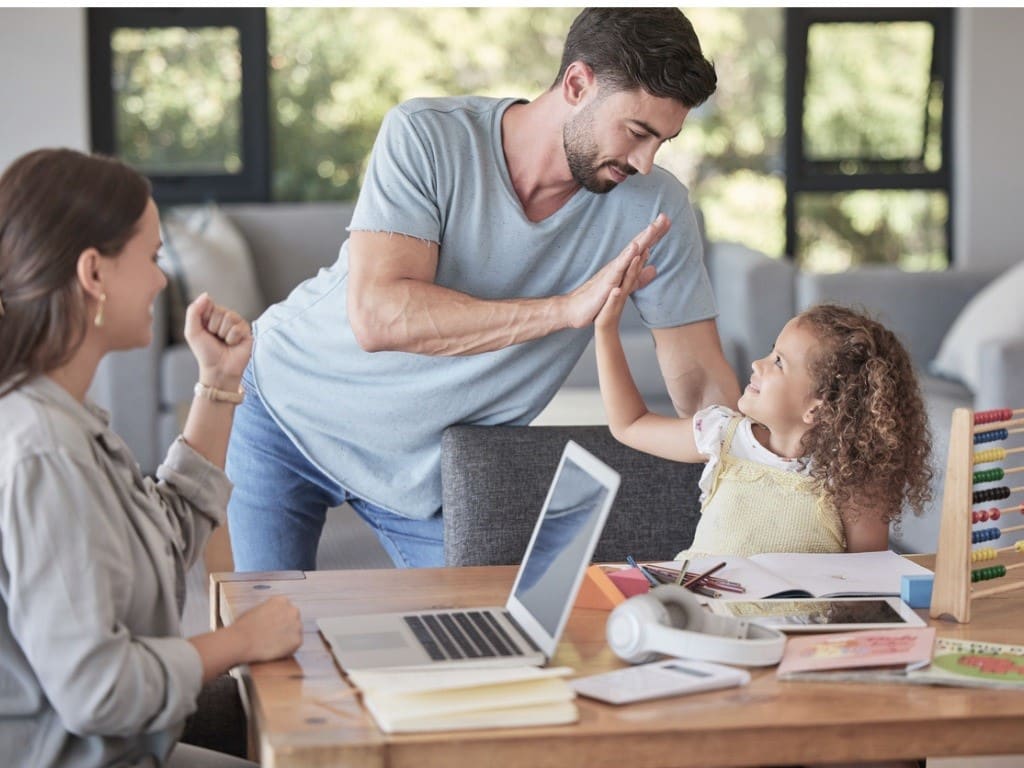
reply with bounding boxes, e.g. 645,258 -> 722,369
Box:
441,425 -> 703,566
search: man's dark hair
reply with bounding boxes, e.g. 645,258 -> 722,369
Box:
553,8 -> 717,108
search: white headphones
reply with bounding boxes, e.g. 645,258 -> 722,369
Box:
606,585 -> 786,667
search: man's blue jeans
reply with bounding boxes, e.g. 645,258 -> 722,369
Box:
226,366 -> 444,571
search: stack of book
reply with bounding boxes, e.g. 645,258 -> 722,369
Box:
346,665 -> 578,734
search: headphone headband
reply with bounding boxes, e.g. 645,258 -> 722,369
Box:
606,585 -> 786,667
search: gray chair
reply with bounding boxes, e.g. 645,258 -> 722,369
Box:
441,425 -> 703,566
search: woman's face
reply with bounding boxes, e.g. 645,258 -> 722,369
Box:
97,198 -> 167,351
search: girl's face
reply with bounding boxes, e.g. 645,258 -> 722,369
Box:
96,198 -> 167,351
738,317 -> 823,433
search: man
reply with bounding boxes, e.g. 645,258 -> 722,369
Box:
226,8 -> 740,571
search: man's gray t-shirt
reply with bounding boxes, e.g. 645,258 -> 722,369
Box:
251,95 -> 716,518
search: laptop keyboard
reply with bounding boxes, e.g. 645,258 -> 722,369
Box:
403,610 -> 539,661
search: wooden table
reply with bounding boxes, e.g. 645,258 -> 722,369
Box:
212,562 -> 1024,768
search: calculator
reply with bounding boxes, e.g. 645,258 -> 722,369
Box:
571,658 -> 750,705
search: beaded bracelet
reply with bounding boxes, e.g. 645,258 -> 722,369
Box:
194,381 -> 245,404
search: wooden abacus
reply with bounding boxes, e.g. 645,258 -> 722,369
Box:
930,407 -> 1024,623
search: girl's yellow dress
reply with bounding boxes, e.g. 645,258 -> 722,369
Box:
680,415 -> 846,558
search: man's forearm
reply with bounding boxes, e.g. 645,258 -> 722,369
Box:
351,278 -> 570,355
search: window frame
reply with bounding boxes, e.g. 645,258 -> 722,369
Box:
87,7 -> 269,204
784,7 -> 954,264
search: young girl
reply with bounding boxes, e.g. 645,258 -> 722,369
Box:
0,149 -> 302,767
595,249 -> 932,556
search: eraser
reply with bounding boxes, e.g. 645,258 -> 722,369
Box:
901,574 -> 934,609
606,568 -> 651,598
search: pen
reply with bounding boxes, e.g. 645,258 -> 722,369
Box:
626,555 -> 661,588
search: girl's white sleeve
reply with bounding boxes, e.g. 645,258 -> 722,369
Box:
691,405 -> 739,459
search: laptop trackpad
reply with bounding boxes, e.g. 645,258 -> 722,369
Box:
335,631 -> 408,651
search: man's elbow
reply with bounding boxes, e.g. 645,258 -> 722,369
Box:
348,299 -> 392,352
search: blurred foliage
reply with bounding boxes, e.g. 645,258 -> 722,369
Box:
110,8 -> 950,271
113,27 -> 242,174
798,191 -> 948,272
805,22 -> 937,165
266,7 -> 577,201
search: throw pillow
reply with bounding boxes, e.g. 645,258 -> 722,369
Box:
930,260 -> 1024,391
159,204 -> 266,342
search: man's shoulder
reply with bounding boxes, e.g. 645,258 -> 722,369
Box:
394,95 -> 514,122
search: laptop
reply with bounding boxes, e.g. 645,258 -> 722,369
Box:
318,440 -> 620,671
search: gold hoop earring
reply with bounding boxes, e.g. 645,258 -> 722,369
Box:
94,292 -> 106,328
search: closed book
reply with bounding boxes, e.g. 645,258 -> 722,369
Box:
347,665 -> 578,734
777,627 -> 936,680
907,637 -> 1024,690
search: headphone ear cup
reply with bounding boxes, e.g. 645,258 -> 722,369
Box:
650,585 -> 709,633
606,592 -> 671,664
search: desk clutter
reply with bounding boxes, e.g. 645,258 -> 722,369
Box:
576,551 -> 934,610
776,630 -> 1024,690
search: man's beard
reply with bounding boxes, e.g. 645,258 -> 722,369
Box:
563,107 -> 635,194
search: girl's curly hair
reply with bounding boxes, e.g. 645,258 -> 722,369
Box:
797,304 -> 933,526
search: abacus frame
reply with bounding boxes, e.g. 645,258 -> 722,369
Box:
930,407 -> 1024,623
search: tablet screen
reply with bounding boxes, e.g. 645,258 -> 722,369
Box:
712,598 -> 924,632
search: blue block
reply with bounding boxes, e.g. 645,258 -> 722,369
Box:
901,574 -> 934,609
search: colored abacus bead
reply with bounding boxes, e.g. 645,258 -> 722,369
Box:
991,508 -> 1001,520
973,487 -> 1012,504
971,564 -> 1007,582
973,468 -> 1005,484
971,547 -> 998,562
974,428 -> 1009,444
975,409 -> 1013,424
974,448 -> 1006,464
971,527 -> 1001,544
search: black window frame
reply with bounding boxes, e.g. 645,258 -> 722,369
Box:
88,7 -> 269,204
784,7 -> 954,264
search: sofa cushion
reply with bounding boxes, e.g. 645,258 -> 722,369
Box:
159,204 -> 266,342
931,260 -> 1024,392
441,425 -> 703,566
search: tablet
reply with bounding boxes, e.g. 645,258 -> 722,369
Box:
707,596 -> 926,633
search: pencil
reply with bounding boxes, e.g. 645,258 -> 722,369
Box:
626,555 -> 661,588
682,562 -> 727,590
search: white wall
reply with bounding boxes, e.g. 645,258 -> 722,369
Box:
1,8 -> 1021,271
954,8 -> 1024,271
0,8 -> 88,172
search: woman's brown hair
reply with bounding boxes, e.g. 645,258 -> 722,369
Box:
0,148 -> 151,395
798,303 -> 933,527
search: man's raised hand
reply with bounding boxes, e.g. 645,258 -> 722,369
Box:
564,213 -> 670,329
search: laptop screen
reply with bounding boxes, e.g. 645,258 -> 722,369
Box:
512,452 -> 613,636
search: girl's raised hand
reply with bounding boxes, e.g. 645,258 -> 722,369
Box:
183,292 -> 253,388
595,245 -> 648,332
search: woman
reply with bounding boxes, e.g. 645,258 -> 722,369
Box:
0,148 -> 302,767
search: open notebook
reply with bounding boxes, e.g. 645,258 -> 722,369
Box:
318,440 -> 620,671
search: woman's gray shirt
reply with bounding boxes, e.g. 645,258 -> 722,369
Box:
0,376 -> 231,767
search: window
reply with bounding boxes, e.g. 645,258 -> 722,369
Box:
88,8 -> 268,203
785,9 -> 953,270
86,8 -> 953,271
